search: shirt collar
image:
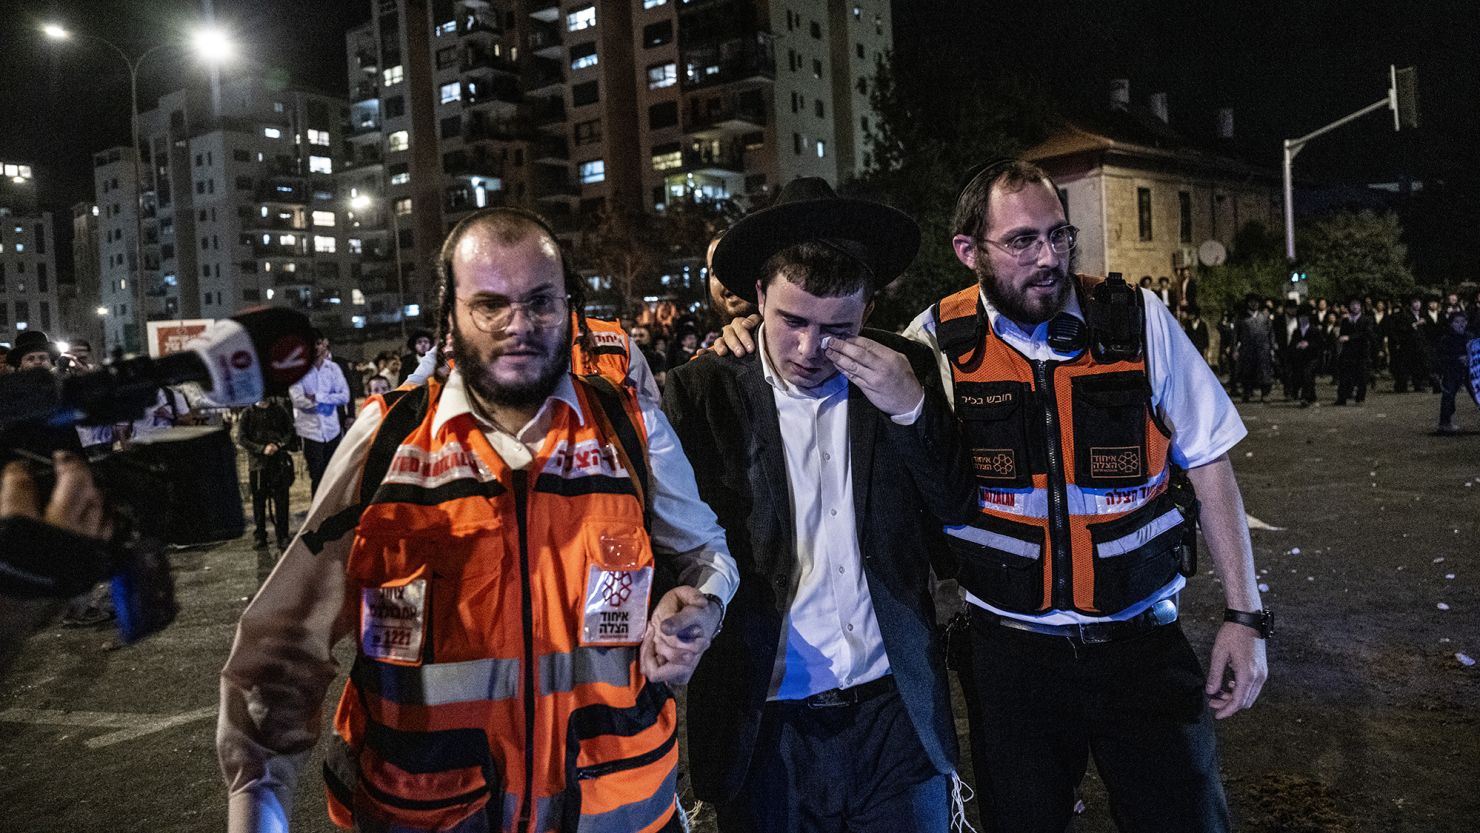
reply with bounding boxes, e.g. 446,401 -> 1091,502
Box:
976,285 -> 1086,351
432,366 -> 585,436
756,322 -> 849,400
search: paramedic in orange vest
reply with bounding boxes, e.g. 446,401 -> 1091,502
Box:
905,160 -> 1269,833
217,207 -> 738,833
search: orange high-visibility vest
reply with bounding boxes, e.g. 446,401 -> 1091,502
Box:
934,277 -> 1188,616
324,374 -> 676,833
570,316 -> 631,387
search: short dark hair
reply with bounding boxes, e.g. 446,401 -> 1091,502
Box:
435,206 -> 588,351
951,159 -> 1054,240
760,240 -> 873,300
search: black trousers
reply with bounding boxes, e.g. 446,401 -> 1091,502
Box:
714,677 -> 948,833
1336,360 -> 1369,404
961,608 -> 1230,833
248,468 -> 291,543
1288,358 -> 1318,403
301,435 -> 341,497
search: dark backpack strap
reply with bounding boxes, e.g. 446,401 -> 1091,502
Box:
577,374 -> 652,531
935,294 -> 987,369
358,386 -> 430,505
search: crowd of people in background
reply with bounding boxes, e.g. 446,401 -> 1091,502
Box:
1187,288 -> 1480,432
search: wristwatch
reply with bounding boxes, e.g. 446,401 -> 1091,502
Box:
1223,607 -> 1274,639
703,593 -> 726,638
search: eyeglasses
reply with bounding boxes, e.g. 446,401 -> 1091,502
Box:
459,292 -> 567,333
979,225 -> 1078,264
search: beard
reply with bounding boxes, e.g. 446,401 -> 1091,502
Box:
452,317 -> 572,409
975,249 -> 1076,327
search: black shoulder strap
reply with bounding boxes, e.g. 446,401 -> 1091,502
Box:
358,386 -> 431,505
935,293 -> 988,370
577,374 -> 652,531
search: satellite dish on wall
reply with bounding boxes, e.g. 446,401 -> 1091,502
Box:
1197,240 -> 1228,267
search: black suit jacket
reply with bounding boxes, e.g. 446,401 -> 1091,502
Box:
661,329 -> 977,803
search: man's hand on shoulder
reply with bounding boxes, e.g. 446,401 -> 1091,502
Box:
700,314 -> 761,359
640,586 -> 722,685
1204,622 -> 1268,719
822,335 -> 925,418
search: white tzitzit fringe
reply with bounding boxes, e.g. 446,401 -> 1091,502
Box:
950,771 -> 980,833
679,797 -> 702,831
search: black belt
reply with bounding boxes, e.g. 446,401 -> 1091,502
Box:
980,598 -> 1178,645
778,674 -> 895,709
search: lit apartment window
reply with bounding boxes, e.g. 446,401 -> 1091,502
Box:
647,62 -> 677,90
312,210 -> 336,227
279,234 -> 297,246
352,288 -> 366,304
567,5 -> 595,31
314,235 -> 336,254
263,127 -> 282,139
349,239 -> 363,255
816,140 -> 826,158
390,170 -> 410,186
853,4 -> 862,19
578,159 -> 605,184
382,65 -> 404,86
307,129 -> 331,146
570,43 -> 598,70
644,0 -> 667,7
309,156 -> 333,174
387,131 -> 409,152
651,144 -> 682,171
435,19 -> 456,36
394,197 -> 412,215
440,81 -> 461,104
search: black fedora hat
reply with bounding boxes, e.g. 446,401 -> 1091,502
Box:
7,330 -> 58,367
711,177 -> 919,304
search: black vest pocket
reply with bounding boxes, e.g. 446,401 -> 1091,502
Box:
945,512 -> 1045,613
1070,372 -> 1151,488
955,381 -> 1035,490
1086,492 -> 1184,614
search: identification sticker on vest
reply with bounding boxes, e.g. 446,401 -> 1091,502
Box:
973,448 -> 1019,479
361,578 -> 427,664
1088,446 -> 1143,479
582,566 -> 653,646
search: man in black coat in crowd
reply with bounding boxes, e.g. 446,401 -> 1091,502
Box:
1335,297 -> 1377,405
1286,303 -> 1325,406
236,397 -> 296,550
662,179 -> 976,832
1385,296 -> 1429,393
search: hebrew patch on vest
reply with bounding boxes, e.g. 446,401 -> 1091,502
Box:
973,448 -> 1019,479
361,577 -> 427,664
582,566 -> 653,647
1088,446 -> 1143,479
588,328 -> 628,354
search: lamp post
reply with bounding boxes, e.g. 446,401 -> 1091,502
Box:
42,23 -> 235,354
349,194 -> 408,340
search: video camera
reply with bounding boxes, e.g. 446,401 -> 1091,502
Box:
0,307 -> 315,642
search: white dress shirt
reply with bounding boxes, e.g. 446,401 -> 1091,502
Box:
904,287 -> 1247,625
757,324 -> 894,700
288,359 -> 350,443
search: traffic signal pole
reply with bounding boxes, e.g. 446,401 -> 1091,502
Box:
1281,65 -> 1419,263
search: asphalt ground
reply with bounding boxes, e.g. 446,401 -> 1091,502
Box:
1,378 -> 1476,832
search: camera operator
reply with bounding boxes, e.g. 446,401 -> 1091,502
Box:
0,450 -> 114,672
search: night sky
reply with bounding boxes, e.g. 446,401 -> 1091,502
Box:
3,0 -> 1475,225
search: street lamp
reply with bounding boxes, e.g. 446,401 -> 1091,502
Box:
41,21 -> 236,354
349,193 -> 408,340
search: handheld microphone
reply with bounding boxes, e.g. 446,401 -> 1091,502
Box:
0,307 -> 315,432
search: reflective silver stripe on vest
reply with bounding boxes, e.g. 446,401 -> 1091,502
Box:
579,766 -> 677,833
944,524 -> 1041,559
539,646 -> 634,695
377,657 -> 522,706
1094,507 -> 1184,557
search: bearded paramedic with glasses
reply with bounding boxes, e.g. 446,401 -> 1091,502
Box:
217,207 -> 738,833
901,160 -> 1268,833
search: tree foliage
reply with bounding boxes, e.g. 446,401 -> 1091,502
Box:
578,200 -> 663,316
845,52 -> 1054,330
1300,209 -> 1416,302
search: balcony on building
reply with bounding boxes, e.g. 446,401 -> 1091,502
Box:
526,66 -> 566,98
356,49 -> 378,75
528,0 -> 559,23
529,20 -> 562,60
463,116 -> 524,145
443,149 -> 505,180
530,97 -> 566,132
684,89 -> 768,136
459,9 -> 500,38
533,170 -> 580,205
344,145 -> 385,171
463,75 -> 522,111
245,209 -> 307,232
461,45 -> 517,76
533,137 -> 569,166
255,237 -> 309,258
257,179 -> 308,204
680,33 -> 776,90
679,141 -> 745,176
352,80 -> 379,103
444,181 -> 506,214
347,112 -> 381,138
